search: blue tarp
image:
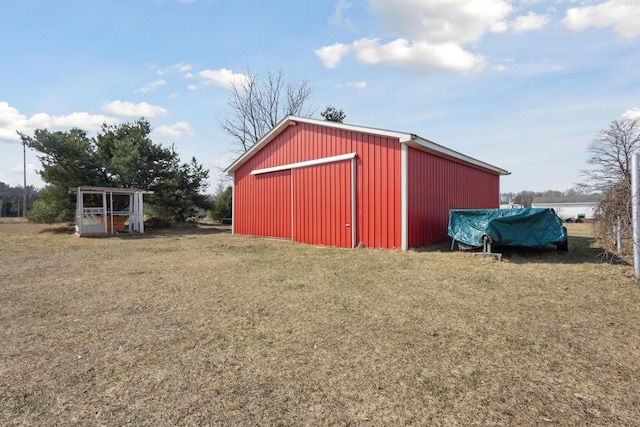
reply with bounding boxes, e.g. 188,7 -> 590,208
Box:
448,208 -> 567,248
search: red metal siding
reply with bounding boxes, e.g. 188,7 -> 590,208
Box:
233,123 -> 402,248
407,147 -> 500,247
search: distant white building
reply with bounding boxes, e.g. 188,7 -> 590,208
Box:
531,195 -> 602,220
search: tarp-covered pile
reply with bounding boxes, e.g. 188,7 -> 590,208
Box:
448,208 -> 567,249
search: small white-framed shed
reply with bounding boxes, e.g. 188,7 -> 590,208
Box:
69,186 -> 153,236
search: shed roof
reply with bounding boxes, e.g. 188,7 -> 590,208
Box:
69,186 -> 154,195
225,116 -> 510,176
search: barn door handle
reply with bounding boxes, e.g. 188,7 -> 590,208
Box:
345,224 -> 351,227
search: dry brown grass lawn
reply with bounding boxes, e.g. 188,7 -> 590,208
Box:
1,219 -> 639,426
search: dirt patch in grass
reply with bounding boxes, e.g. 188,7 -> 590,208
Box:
1,222 -> 639,425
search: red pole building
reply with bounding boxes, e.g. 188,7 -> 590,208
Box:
226,116 -> 509,250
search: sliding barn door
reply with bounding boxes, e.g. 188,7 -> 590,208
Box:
293,160 -> 353,248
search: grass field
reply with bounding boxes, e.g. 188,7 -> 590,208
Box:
1,219 -> 639,426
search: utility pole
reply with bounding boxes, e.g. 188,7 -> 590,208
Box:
23,137 -> 27,217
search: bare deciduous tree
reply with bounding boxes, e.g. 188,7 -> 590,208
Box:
583,118 -> 640,191
582,118 -> 640,255
500,192 -> 516,204
565,183 -> 592,196
513,190 -> 536,207
220,69 -> 313,153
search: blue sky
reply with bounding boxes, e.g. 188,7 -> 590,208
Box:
1,0 -> 639,194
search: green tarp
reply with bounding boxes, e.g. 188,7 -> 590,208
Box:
448,208 -> 567,248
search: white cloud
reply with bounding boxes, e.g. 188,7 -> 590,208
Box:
156,62 -> 193,76
198,68 -> 249,90
335,81 -> 367,89
511,11 -> 549,32
352,37 -> 485,73
315,43 -> 352,68
187,84 -> 198,90
0,101 -> 114,142
151,121 -> 194,139
0,163 -> 41,188
6,162 -> 39,186
563,0 -> 640,38
368,0 -> 512,44
346,81 -> 367,89
330,0 -> 354,30
0,102 -> 24,127
622,107 -> 640,120
317,0 -> 515,74
137,79 -> 167,93
490,21 -> 509,33
30,112 -> 113,130
494,64 -> 507,71
102,100 -> 168,118
10,161 -> 37,175
0,101 -> 194,152
0,102 -> 28,141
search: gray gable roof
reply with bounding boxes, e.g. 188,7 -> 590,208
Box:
532,195 -> 602,204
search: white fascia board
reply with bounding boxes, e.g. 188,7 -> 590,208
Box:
287,118 -> 508,176
288,116 -> 412,141
251,152 -> 357,175
225,115 -> 412,175
225,115 -> 509,176
404,137 -> 510,176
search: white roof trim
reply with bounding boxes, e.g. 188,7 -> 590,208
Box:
226,115 -> 509,176
251,152 -> 357,175
225,116 -> 410,174
405,137 -> 509,176
287,116 -> 412,142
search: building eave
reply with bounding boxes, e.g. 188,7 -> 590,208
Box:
224,116 -> 412,175
404,136 -> 510,176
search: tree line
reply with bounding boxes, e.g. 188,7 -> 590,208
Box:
0,182 -> 39,217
